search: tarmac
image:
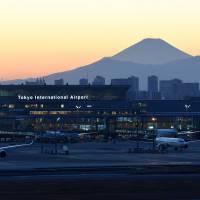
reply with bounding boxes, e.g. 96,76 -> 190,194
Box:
0,140 -> 200,170
1,141 -> 200,199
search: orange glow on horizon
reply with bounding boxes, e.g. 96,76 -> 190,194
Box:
0,0 -> 200,80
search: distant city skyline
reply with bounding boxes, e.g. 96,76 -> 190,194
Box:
0,0 -> 200,80
24,74 -> 200,100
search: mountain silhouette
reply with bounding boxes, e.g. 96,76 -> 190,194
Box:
1,38 -> 199,89
112,38 -> 191,65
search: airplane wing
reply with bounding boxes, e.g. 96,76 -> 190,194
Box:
0,141 -> 34,150
187,140 -> 200,143
144,138 -> 200,143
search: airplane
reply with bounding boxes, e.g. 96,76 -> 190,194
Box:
155,137 -> 188,152
152,129 -> 200,153
0,140 -> 34,158
37,131 -> 82,143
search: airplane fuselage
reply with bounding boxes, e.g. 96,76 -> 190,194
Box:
156,137 -> 188,152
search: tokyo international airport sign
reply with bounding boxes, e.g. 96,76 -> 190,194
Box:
17,95 -> 89,101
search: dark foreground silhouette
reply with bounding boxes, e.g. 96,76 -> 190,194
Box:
0,173 -> 200,200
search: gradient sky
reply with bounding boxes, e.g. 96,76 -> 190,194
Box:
0,0 -> 200,80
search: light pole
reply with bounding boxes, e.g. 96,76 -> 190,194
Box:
54,117 -> 61,154
184,104 -> 191,130
134,105 -> 141,152
75,105 -> 81,131
151,117 -> 157,151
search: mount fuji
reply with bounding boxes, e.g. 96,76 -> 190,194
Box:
1,38 -> 200,89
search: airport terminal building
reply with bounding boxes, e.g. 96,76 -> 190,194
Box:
1,85 -> 200,138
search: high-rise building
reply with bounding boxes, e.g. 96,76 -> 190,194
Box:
111,78 -> 130,85
148,75 -> 158,93
25,78 -> 46,85
126,76 -> 139,100
182,83 -> 199,98
54,79 -> 64,85
160,79 -> 183,99
160,79 -> 200,99
92,76 -> 105,85
128,76 -> 139,92
79,78 -> 88,85
111,76 -> 139,91
147,75 -> 161,99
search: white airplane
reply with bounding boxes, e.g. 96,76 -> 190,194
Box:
147,129 -> 200,153
0,140 -> 34,158
156,137 -> 188,152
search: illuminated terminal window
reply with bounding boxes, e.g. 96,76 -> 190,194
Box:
49,111 -> 72,115
30,111 -> 48,115
74,111 -> 93,114
8,104 -> 15,109
1,104 -> 16,109
103,111 -> 109,115
25,104 -> 38,108
1,104 -> 8,108
87,105 -> 92,108
112,111 -> 117,115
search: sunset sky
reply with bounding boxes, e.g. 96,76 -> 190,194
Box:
0,0 -> 200,80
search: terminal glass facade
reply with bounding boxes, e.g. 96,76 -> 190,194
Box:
1,85 -> 200,138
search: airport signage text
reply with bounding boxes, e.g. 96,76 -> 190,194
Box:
17,95 -> 89,101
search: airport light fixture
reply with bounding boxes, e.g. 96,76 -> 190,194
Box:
151,117 -> 157,152
151,117 -> 156,122
184,104 -> 191,112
